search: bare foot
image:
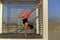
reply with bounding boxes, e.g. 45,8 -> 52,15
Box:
24,30 -> 27,37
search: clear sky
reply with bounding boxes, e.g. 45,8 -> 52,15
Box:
48,0 -> 60,23
3,0 -> 60,23
48,0 -> 60,19
3,3 -> 36,23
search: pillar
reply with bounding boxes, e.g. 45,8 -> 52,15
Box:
0,1 -> 3,33
36,8 -> 39,34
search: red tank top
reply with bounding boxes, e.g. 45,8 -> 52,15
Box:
24,12 -> 30,18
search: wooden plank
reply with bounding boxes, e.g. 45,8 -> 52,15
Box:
1,0 -> 37,2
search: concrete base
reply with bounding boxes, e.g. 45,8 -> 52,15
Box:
0,33 -> 42,39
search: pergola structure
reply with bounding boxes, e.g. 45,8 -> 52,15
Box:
0,0 -> 48,40
0,0 -> 48,39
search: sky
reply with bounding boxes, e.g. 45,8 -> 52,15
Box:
3,2 -> 36,23
48,0 -> 60,23
3,3 -> 36,17
3,0 -> 60,23
48,0 -> 60,18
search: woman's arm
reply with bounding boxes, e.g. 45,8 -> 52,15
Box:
18,13 -> 24,18
28,0 -> 43,13
18,9 -> 26,18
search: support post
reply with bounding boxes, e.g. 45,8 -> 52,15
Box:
36,8 -> 39,34
0,1 -> 3,33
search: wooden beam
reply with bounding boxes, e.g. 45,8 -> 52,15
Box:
0,1 -> 2,33
0,0 -> 40,4
5,0 -> 36,1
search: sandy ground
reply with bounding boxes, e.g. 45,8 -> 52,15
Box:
49,26 -> 60,40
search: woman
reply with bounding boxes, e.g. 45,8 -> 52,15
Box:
18,0 -> 42,37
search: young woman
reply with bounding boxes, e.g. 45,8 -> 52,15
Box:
18,0 -> 42,37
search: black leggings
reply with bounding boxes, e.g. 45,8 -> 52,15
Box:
23,18 -> 33,29
23,18 -> 28,24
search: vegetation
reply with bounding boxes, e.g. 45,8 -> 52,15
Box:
3,22 -> 25,30
48,22 -> 60,31
3,22 -> 60,31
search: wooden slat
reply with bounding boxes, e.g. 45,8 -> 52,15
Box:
1,0 -> 37,2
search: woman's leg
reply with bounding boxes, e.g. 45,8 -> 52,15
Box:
28,0 -> 42,14
24,22 -> 29,37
